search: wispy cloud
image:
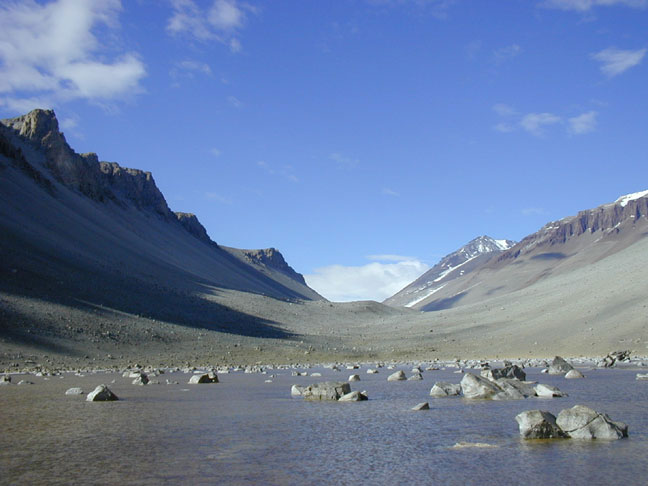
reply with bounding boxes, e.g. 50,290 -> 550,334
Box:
210,148 -> 222,157
305,256 -> 430,302
227,95 -> 242,108
205,191 -> 232,204
520,112 -> 562,136
568,111 -> 598,135
382,188 -> 400,197
0,0 -> 146,113
541,0 -> 647,11
492,103 -> 517,117
257,160 -> 299,183
493,44 -> 522,64
522,207 -> 548,216
330,152 -> 359,169
364,0 -> 457,19
591,47 -> 647,77
167,0 -> 256,53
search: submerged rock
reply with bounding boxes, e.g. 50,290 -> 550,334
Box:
565,369 -> 584,379
338,391 -> 368,402
132,374 -> 149,385
430,382 -> 461,397
408,372 -> 423,381
534,383 -> 567,398
348,374 -> 360,382
516,410 -> 567,439
188,372 -> 219,384
636,373 -> 648,380
412,402 -> 430,411
86,384 -> 118,402
556,405 -> 628,440
65,387 -> 84,395
493,379 -> 535,400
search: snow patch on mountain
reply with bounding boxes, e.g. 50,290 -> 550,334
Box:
616,190 -> 648,208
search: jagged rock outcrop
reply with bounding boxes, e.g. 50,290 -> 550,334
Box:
239,248 -> 307,285
175,212 -> 213,244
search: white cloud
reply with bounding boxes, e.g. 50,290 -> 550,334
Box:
591,47 -> 647,77
568,111 -> 597,135
520,112 -> 562,136
0,0 -> 146,112
167,0 -> 254,52
493,44 -> 522,64
493,122 -> 515,133
542,0 -> 647,11
305,256 -> 430,302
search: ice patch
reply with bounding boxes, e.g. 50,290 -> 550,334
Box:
615,189 -> 648,207
405,284 -> 447,308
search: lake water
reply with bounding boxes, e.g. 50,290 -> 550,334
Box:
1,365 -> 647,485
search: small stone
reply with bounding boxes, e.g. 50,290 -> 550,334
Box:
65,387 -> 84,395
338,391 -> 368,402
188,372 -> 218,384
534,383 -> 567,398
348,374 -> 360,382
408,372 -> 423,381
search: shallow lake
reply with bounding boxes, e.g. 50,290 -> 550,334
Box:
1,365 -> 647,485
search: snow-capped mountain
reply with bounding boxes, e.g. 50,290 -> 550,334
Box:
383,236 -> 515,308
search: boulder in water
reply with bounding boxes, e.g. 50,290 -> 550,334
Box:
188,372 -> 218,384
430,382 -> 461,397
460,373 -> 502,399
534,383 -> 567,398
412,402 -> 430,411
565,369 -> 584,379
338,391 -> 368,402
556,405 -> 628,440
548,356 -> 574,375
302,382 -> 351,401
65,387 -> 84,395
387,370 -> 407,381
516,410 -> 568,439
86,385 -> 118,402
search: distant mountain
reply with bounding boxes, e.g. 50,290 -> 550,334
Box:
384,236 -> 515,308
388,192 -> 648,312
0,109 -> 323,327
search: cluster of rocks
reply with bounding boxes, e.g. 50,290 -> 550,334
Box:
598,350 -> 631,368
516,405 -> 628,440
291,382 -> 368,402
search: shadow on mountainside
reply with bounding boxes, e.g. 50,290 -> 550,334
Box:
0,254 -> 297,343
420,291 -> 467,312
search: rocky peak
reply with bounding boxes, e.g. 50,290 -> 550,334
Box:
241,248 -> 307,285
3,109 -> 63,146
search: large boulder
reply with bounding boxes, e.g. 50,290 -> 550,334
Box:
556,405 -> 628,440
548,356 -> 574,375
86,385 -> 118,402
302,382 -> 351,401
429,382 -> 461,397
481,365 -> 526,381
494,379 -> 535,400
516,410 -> 568,439
460,373 -> 502,399
188,372 -> 219,384
387,370 -> 407,381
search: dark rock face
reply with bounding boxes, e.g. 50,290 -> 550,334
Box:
175,212 -> 213,244
498,195 -> 648,263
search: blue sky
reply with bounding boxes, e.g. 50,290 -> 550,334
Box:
1,0 -> 647,301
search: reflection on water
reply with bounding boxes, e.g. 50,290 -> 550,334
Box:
1,367 -> 647,485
